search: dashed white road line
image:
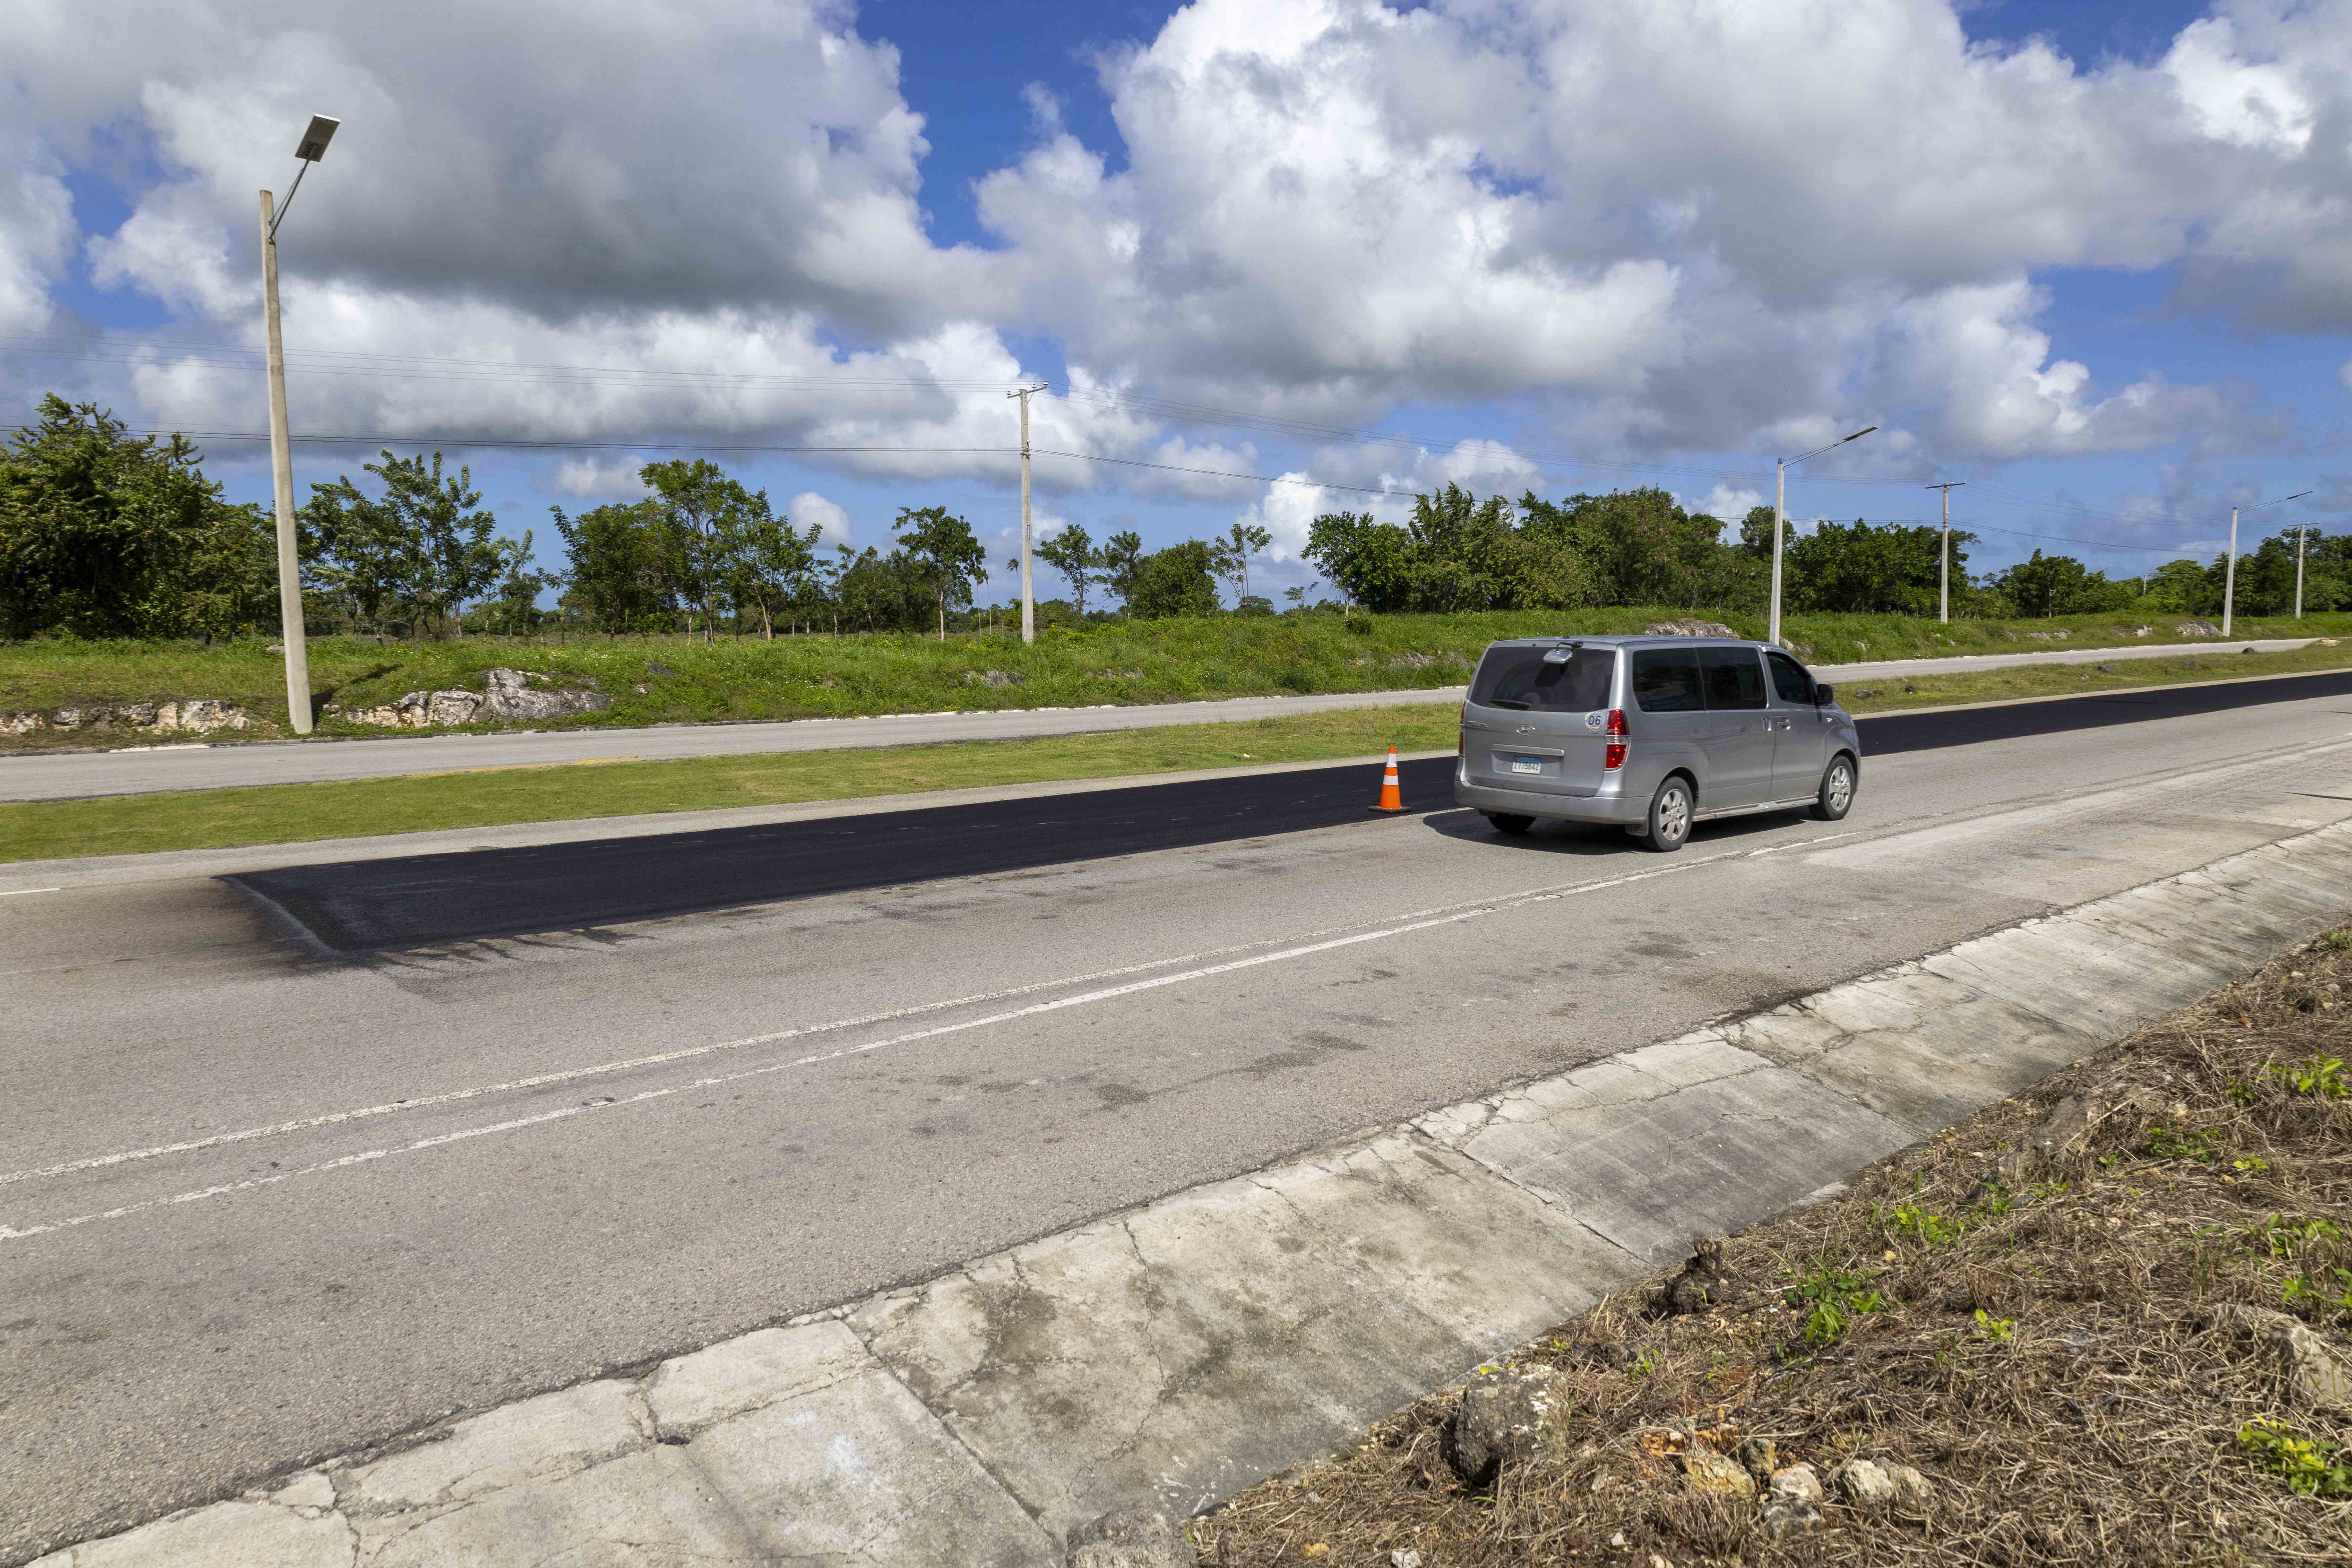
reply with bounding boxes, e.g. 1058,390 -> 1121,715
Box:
0,845 -> 1802,1242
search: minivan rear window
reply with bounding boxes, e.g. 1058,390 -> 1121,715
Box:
1469,645 -> 1616,712
1631,649 -> 1703,712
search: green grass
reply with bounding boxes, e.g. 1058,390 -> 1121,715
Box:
1833,638 -> 2352,715
0,705 -> 1465,863
11,638 -> 2350,864
6,608 -> 2350,749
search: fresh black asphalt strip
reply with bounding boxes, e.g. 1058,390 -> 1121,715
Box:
232,668 -> 2352,953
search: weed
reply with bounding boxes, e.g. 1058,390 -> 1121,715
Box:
1783,1262 -> 1888,1348
2246,1216 -> 2347,1259
2141,1124 -> 2222,1162
2233,1156 -> 2271,1176
2237,1418 -> 2352,1497
2323,930 -> 2352,952
2273,1057 -> 2349,1099
1972,1309 -> 2016,1342
1881,1203 -> 1966,1246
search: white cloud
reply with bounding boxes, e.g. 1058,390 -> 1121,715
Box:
0,163 -> 73,334
1685,485 -> 1763,521
788,489 -> 852,546
10,0 -> 2352,482
538,456 -> 647,500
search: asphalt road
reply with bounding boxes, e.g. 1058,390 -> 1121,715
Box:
0,637 -> 2317,801
5,675 -> 2352,1562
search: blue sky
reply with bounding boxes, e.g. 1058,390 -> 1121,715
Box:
4,0 -> 2348,604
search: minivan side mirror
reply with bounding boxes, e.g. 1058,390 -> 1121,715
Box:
1813,682 -> 1835,705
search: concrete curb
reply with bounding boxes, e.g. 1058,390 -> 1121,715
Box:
34,823 -> 2352,1566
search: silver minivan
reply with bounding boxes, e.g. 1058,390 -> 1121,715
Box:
1454,636 -> 1861,851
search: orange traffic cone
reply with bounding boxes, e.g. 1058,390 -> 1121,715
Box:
1369,746 -> 1405,814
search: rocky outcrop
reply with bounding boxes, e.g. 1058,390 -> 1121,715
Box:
1644,619 -> 1737,638
0,699 -> 252,737
333,669 -> 609,728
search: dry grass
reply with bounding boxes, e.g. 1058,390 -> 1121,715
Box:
1200,927 -> 2352,1567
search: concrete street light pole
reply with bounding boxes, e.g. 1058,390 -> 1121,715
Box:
2223,488 -> 2310,638
1925,481 -> 1965,624
259,114 -> 339,735
1773,425 -> 1876,648
1008,383 -> 1047,644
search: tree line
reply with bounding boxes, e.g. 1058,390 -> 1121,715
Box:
4,397 -> 2346,641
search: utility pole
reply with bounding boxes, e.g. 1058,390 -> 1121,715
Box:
1007,382 -> 1047,644
1772,425 -> 1877,647
259,114 -> 338,735
2296,523 -> 2309,618
2225,488 -> 2311,637
1924,481 -> 1964,624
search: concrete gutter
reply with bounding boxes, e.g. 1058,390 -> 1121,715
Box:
30,825 -> 2352,1566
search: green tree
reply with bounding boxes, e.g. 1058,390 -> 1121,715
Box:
0,395 -> 279,640
1126,540 -> 1220,618
1035,523 -> 1099,617
1099,528 -> 1145,610
1996,550 -> 2121,617
476,530 -> 556,635
728,510 -> 820,639
550,500 -> 676,635
1208,521 -> 1273,605
640,459 -> 774,642
307,450 -> 502,638
1785,518 -> 1971,614
892,505 -> 988,639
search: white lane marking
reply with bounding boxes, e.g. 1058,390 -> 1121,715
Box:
0,888 -> 60,896
0,852 -> 1747,1242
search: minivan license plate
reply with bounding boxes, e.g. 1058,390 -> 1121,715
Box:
1509,757 -> 1542,775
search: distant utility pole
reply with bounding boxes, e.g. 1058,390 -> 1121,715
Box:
1007,382 -> 1048,644
2225,488 -> 2311,637
259,113 -> 339,735
1924,481 -> 1965,624
2297,522 -> 2309,618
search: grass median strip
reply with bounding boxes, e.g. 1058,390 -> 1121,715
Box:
1832,637 -> 2352,715
7,642 -> 2351,863
0,706 -> 1464,863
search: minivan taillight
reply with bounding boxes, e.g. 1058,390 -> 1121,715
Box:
1603,708 -> 1628,770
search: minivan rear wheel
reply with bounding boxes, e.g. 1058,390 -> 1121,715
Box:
1485,812 -> 1536,837
1812,754 -> 1857,821
1639,776 -> 1693,853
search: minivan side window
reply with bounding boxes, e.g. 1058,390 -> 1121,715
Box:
1469,645 -> 1616,711
1765,650 -> 1813,705
1631,649 -> 1703,712
1699,647 -> 1766,710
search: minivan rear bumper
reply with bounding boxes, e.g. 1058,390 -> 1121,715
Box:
1453,772 -> 1647,825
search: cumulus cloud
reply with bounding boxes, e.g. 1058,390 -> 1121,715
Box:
537,456 -> 648,500
788,490 -> 852,547
8,0 -> 2352,485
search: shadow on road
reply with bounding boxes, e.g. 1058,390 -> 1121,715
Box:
232,668 -> 2352,954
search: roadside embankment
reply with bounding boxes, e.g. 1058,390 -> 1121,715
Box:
4,610 -> 2347,749
1203,923 -> 2352,1567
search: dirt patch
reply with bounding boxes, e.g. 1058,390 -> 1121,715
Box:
1198,928 -> 2352,1566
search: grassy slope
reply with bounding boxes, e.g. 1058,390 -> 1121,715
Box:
4,609 -> 2349,748
8,643 -> 2352,864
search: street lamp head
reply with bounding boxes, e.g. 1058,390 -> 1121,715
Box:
1842,425 -> 1879,443
294,115 -> 340,163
